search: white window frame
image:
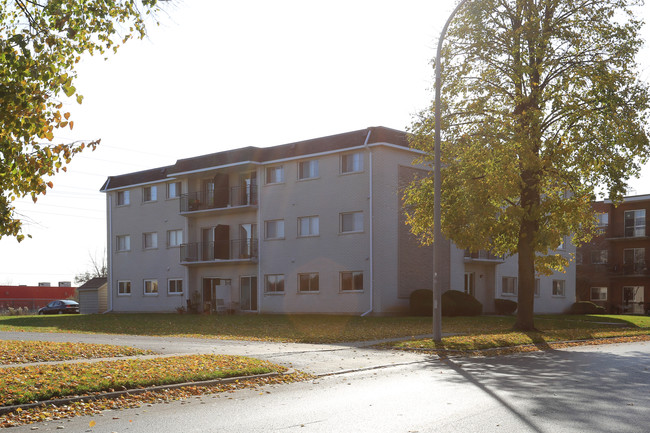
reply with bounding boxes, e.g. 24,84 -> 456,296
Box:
116,235 -> 131,252
265,274 -> 285,293
341,152 -> 363,174
144,279 -> 158,296
168,279 -> 183,295
340,211 -> 363,233
298,272 -> 319,293
143,185 -> 157,202
590,287 -> 607,301
117,280 -> 131,296
265,220 -> 285,240
552,279 -> 566,297
534,278 -> 540,297
298,216 -> 319,237
266,165 -> 284,184
502,276 -> 517,296
117,190 -> 130,206
624,209 -> 646,237
298,160 -> 319,180
167,182 -> 181,199
340,271 -> 363,292
167,229 -> 183,247
143,232 -> 158,249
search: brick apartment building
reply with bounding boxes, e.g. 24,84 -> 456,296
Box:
576,194 -> 650,314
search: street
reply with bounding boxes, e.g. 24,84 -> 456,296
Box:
3,333 -> 649,432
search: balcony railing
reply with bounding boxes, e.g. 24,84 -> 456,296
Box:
180,185 -> 258,213
609,261 -> 649,276
464,249 -> 504,262
180,239 -> 258,263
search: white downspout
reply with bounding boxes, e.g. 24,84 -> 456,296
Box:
105,191 -> 113,313
361,129 -> 373,316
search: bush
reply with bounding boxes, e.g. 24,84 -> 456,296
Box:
410,289 -> 433,316
441,290 -> 482,317
494,298 -> 518,315
568,301 -> 606,315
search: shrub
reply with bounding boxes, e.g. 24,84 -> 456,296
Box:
410,289 -> 433,316
441,290 -> 482,316
494,298 -> 518,315
568,301 -> 606,315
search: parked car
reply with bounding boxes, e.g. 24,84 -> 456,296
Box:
38,300 -> 80,315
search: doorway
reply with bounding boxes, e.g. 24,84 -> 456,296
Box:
240,276 -> 258,311
202,278 -> 232,313
623,286 -> 644,314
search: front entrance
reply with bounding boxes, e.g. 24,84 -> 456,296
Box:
464,272 -> 475,297
623,286 -> 644,314
240,276 -> 258,311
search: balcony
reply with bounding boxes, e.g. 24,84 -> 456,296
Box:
463,249 -> 505,263
609,261 -> 649,277
180,239 -> 258,264
180,185 -> 257,214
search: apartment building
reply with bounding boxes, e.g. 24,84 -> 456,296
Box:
576,194 -> 650,314
100,126 -> 575,315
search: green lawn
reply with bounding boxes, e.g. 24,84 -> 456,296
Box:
1,313 -> 649,345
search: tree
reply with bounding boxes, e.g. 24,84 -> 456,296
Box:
74,250 -> 107,285
1,0 -> 163,241
405,0 -> 650,330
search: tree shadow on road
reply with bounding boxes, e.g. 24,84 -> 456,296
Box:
419,343 -> 650,433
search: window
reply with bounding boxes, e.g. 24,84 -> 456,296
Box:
167,182 -> 181,199
576,252 -> 583,265
624,248 -> 645,273
591,250 -> 608,264
341,152 -> 363,174
117,281 -> 131,296
590,287 -> 607,301
298,273 -> 319,292
168,279 -> 183,295
266,166 -> 284,184
143,186 -> 157,202
144,279 -> 158,295
596,212 -> 608,231
624,209 -> 645,237
534,278 -> 540,297
340,212 -> 363,233
502,277 -> 517,295
167,229 -> 183,247
143,232 -> 158,249
265,220 -> 285,239
552,280 -> 566,297
298,216 -> 319,237
298,160 -> 318,180
557,237 -> 566,250
116,235 -> 131,252
117,190 -> 130,206
341,271 -> 363,291
265,274 -> 285,293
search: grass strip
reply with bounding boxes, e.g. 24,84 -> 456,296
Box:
0,340 -> 152,365
0,354 -> 284,406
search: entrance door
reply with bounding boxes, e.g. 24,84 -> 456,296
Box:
240,172 -> 257,206
623,286 -> 644,314
240,276 -> 258,311
239,223 -> 257,258
203,278 -> 232,313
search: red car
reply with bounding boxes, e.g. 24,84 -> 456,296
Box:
38,300 -> 80,315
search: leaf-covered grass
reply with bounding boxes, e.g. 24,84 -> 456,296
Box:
0,340 -> 153,365
1,313 -> 648,345
0,354 -> 284,406
391,314 -> 650,352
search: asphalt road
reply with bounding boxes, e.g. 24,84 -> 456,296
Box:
3,333 -> 650,432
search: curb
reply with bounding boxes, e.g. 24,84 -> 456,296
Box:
0,369 -> 294,416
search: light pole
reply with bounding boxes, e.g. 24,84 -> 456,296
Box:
433,0 -> 471,342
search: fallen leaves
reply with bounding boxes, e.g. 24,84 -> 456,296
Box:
0,340 -> 153,365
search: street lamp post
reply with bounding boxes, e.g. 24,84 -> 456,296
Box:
433,0 -> 471,342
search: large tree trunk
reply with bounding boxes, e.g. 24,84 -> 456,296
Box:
514,171 -> 539,331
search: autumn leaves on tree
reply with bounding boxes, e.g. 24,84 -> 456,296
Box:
405,0 -> 650,330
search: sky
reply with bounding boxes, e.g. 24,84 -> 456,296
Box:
1,0 -> 650,286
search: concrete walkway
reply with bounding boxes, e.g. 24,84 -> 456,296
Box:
0,331 -> 437,376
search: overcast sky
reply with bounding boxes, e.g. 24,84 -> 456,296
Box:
1,0 -> 649,286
